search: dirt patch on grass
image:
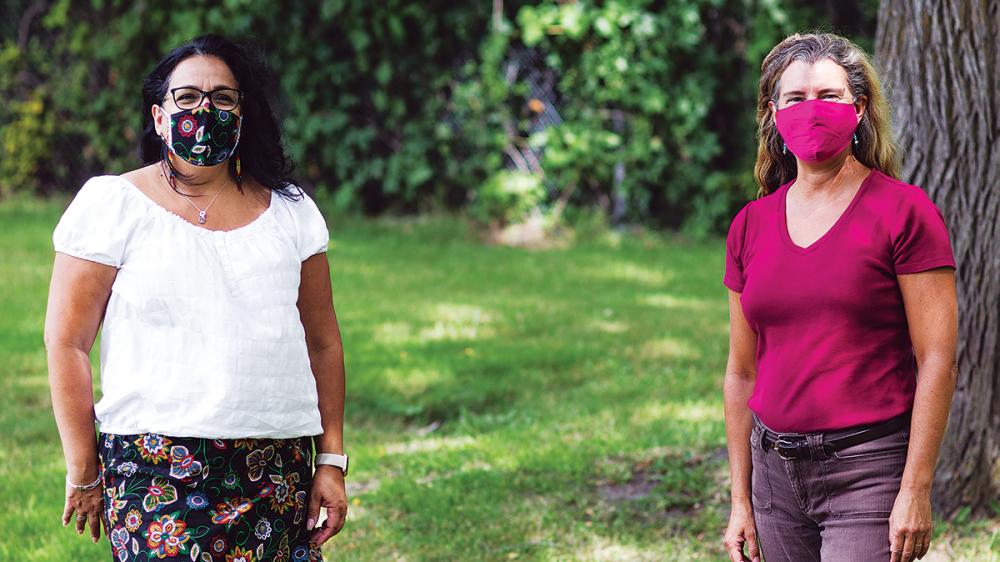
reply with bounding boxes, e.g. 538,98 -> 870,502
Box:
593,445 -> 730,527
599,469 -> 660,503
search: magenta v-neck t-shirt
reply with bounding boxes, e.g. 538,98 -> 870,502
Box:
724,169 -> 956,432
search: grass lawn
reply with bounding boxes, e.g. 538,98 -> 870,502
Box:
1,194 -> 997,561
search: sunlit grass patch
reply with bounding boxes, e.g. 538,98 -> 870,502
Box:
2,202 -> 995,561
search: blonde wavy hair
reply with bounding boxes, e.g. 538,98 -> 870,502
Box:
753,32 -> 900,197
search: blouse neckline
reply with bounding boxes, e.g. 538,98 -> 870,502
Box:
114,175 -> 275,236
779,168 -> 876,255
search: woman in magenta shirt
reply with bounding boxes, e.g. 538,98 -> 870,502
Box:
722,33 -> 958,562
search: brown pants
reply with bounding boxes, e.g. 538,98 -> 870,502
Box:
750,413 -> 909,562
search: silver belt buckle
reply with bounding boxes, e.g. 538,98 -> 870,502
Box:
774,438 -> 800,460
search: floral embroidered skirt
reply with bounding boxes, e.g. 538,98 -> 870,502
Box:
98,432 -> 324,562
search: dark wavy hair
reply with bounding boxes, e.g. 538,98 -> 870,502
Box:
139,34 -> 302,201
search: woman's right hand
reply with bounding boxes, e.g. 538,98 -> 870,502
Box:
62,477 -> 106,544
724,500 -> 761,562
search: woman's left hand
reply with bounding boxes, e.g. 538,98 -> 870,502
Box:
888,487 -> 933,561
306,465 -> 348,546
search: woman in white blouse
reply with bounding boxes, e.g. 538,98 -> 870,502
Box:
44,34 -> 346,561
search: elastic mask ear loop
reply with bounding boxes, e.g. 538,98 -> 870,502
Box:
158,104 -> 173,160
157,103 -> 182,189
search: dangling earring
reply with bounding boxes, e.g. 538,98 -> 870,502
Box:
235,154 -> 242,187
782,141 -> 788,155
852,132 -> 859,146
162,146 -> 178,190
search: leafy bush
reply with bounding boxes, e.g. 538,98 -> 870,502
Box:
0,0 -> 876,235
471,170 -> 546,225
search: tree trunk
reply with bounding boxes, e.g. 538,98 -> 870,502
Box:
875,0 -> 999,516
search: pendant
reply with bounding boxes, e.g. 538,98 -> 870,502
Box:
198,210 -> 207,224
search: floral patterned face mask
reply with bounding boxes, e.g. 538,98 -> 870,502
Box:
161,103 -> 242,166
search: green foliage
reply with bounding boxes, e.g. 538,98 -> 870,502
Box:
518,1 -> 722,230
273,1 -> 496,212
0,0 -> 876,234
0,91 -> 54,198
471,170 -> 546,224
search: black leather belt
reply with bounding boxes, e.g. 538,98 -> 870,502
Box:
759,411 -> 911,461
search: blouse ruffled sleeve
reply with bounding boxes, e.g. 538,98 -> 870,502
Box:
890,187 -> 957,275
723,202 -> 752,293
292,189 -> 329,261
52,176 -> 132,268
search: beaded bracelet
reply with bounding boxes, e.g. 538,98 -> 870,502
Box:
66,474 -> 102,491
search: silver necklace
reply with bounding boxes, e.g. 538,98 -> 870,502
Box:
161,168 -> 228,224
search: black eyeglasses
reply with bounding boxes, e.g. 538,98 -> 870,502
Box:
168,87 -> 243,111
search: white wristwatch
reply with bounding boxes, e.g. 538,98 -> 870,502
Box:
315,452 -> 349,476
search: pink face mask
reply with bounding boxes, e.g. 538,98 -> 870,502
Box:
774,98 -> 859,162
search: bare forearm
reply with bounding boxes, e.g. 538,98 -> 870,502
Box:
724,372 -> 756,504
902,356 -> 957,492
46,345 -> 99,482
311,345 -> 346,454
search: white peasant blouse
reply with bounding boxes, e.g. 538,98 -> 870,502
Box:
51,175 -> 329,438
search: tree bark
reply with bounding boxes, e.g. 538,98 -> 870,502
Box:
875,0 -> 1000,516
